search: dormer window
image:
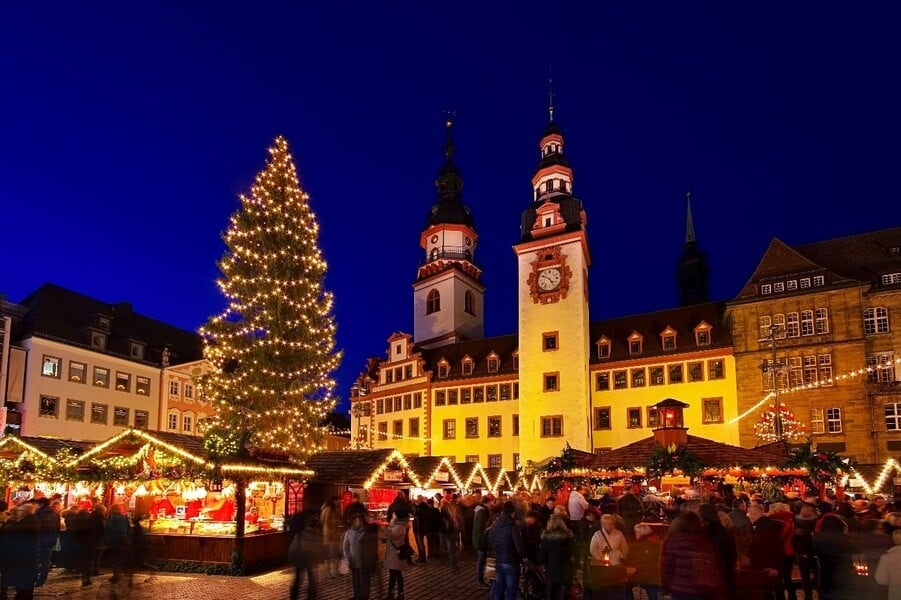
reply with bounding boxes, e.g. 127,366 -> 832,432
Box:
883,273 -> 901,285
462,357 -> 474,376
98,317 -> 111,331
660,327 -> 677,351
694,321 -> 712,347
437,360 -> 449,379
91,331 -> 107,349
760,284 -> 772,295
130,342 -> 145,359
487,353 -> 499,373
774,281 -> 785,293
512,352 -> 519,370
395,343 -> 402,356
596,337 -> 611,360
628,332 -> 643,355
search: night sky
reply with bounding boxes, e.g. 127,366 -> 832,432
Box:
3,4 -> 899,412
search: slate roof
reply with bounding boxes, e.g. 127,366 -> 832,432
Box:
589,301 -> 730,364
418,333 -> 519,381
17,283 -> 203,367
590,434 -> 790,470
519,195 -> 585,243
305,449 -> 397,485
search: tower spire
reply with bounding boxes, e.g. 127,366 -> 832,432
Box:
443,110 -> 456,161
548,68 -> 555,123
685,189 -> 696,244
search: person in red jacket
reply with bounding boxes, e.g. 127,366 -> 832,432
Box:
767,502 -> 797,600
660,511 -> 726,600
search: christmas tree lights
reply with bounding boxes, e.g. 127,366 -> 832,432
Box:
199,136 -> 342,461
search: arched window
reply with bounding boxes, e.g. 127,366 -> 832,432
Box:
464,290 -> 475,315
426,289 -> 441,314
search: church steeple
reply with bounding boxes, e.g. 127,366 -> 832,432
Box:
676,189 -> 710,306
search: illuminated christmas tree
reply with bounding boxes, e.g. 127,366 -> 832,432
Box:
199,136 -> 342,461
754,402 -> 806,442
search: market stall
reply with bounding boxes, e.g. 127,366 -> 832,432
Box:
0,435 -> 91,503
68,428 -> 311,573
407,456 -> 464,499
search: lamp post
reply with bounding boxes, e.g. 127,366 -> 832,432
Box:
762,324 -> 785,440
349,386 -> 370,449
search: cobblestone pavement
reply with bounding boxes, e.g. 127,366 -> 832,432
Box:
33,553 -> 493,600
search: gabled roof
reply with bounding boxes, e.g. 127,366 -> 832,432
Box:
305,449 -> 398,485
418,333 -> 518,381
407,455 -> 463,488
17,283 -> 203,366
589,301 -> 730,364
591,434 -> 789,470
0,436 -> 92,461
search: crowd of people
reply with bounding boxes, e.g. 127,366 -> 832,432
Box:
286,485 -> 901,600
0,492 -> 147,599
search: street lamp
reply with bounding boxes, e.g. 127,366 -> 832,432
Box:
349,385 -> 371,449
761,324 -> 786,440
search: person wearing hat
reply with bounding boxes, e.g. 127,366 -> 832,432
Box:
385,509 -> 411,600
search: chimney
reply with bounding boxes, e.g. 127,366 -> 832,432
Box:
652,398 -> 690,448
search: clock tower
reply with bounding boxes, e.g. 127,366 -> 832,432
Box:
413,118 -> 484,349
514,113 -> 592,465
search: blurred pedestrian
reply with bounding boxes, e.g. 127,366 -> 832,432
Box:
288,515 -> 324,600
34,498 -> 59,587
537,510 -> 574,600
105,505 -> 130,583
343,512 -> 378,600
385,509 -> 410,600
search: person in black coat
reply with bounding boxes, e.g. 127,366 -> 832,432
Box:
813,515 -> 858,600
289,515 -> 324,600
34,498 -> 60,587
699,502 -> 737,599
537,512 -> 574,600
6,503 -> 41,600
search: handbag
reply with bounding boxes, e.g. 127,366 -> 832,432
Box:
390,537 -> 415,560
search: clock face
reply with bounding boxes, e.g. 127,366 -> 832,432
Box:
537,267 -> 562,291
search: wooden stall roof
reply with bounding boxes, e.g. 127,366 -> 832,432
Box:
406,456 -> 462,488
453,462 -> 479,485
305,449 -> 397,485
0,436 -> 92,461
591,434 -> 790,470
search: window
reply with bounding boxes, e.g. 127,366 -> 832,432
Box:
461,388 -> 471,404
800,278 -> 811,289
136,376 -> 151,396
803,355 -> 817,385
464,290 -> 476,315
488,454 -> 502,468
541,416 -> 563,437
443,419 -> 456,439
826,408 -> 842,433
499,384 -> 511,400
787,312 -> 800,337
66,399 -> 85,422
759,316 -> 772,339
773,314 -> 786,339
134,410 -> 149,429
437,362 -> 449,378
688,362 -> 704,382
864,307 -> 890,334
473,386 -> 485,402
696,330 -> 710,346
594,407 -> 611,430
596,373 -> 610,391
448,390 -> 458,405
789,357 -> 803,388
867,353 -> 896,383
91,403 -> 108,425
708,359 -> 725,380
39,395 -> 59,418
68,361 -> 86,383
169,380 -> 180,395
885,404 -> 901,431
818,355 -> 833,385
650,367 -> 665,385
465,417 -> 479,438
513,383 -> 519,399
184,384 -> 193,399
435,391 -> 446,406
811,408 -> 825,433
131,343 -> 144,359
883,273 -> 901,285
404,394 -> 412,410
543,332 -> 559,351
466,455 -> 479,464
41,356 -> 61,378
787,280 -> 798,291
813,275 -> 825,286
668,364 -> 683,384
394,367 -> 403,381
815,308 -> 829,334
597,342 -> 610,359
647,406 -> 659,428
543,373 -> 559,392
512,354 -> 519,370
168,413 -> 178,430
91,331 -> 106,349
512,414 -> 519,436
385,369 -> 393,384
627,407 -> 641,428
413,392 -> 422,408
487,358 -> 499,372
513,453 -> 520,469
376,398 -> 385,413
462,359 -> 473,376
115,372 -> 131,392
393,420 -> 402,439
114,407 -> 129,427
98,316 -> 111,330
760,284 -> 772,295
404,365 -> 413,379
774,281 -> 785,293
629,340 -> 642,355
183,415 -> 193,432
702,397 -> 724,424
426,289 -> 440,314
394,396 -> 402,411
409,418 -> 420,438
613,371 -> 627,390
488,416 -> 501,437
378,422 -> 388,441
631,368 -> 645,387
662,335 -> 675,350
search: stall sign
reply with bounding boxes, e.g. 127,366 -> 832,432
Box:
471,476 -> 482,485
383,470 -> 404,482
341,490 -> 354,510
209,482 -> 223,492
434,471 -> 449,483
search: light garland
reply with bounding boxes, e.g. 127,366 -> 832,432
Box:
362,450 -> 424,490
841,458 -> 901,495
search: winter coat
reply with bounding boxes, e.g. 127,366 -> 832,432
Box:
660,529 -> 725,600
36,505 -> 60,549
342,523 -> 378,571
813,530 -> 858,600
290,526 -> 324,566
536,528 -> 573,584
384,520 -> 410,571
5,515 -> 40,589
105,513 -> 130,549
321,504 -> 344,543
627,535 -> 662,587
472,504 -> 489,552
487,514 -> 525,566
767,509 -> 796,557
875,544 -> 901,600
386,498 -> 411,523
793,515 -> 818,557
748,517 -> 785,571
589,528 -> 628,565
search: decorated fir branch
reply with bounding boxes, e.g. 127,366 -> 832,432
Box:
199,136 -> 342,461
645,443 -> 705,479
785,441 -> 851,485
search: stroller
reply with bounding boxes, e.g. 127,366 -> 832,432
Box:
520,560 -> 546,600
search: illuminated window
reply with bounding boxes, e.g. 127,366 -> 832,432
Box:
488,454 -> 502,468
134,410 -> 149,428
708,359 -> 725,380
69,361 -> 86,383
115,372 -> 131,392
41,356 -> 61,378
688,362 -> 704,382
66,399 -> 85,422
668,364 -> 683,384
39,396 -> 59,418
627,408 -> 641,428
466,455 -> 479,464
650,367 -> 664,385
631,369 -> 645,387
864,307 -> 890,334
426,289 -> 441,314
488,416 -> 501,437
541,416 -> 563,437
702,397 -> 723,424
826,408 -> 842,433
815,308 -> 829,335
810,408 -> 824,434
594,407 -> 611,430
596,373 -> 610,391
443,419 -> 456,439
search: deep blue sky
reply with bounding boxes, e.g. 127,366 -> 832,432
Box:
3,4 -> 899,412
